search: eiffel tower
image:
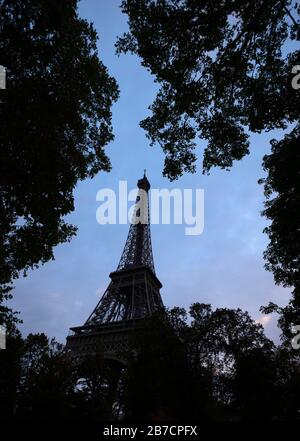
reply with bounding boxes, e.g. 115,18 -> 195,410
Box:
66,172 -> 164,363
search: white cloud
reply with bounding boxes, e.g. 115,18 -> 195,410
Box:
255,315 -> 272,327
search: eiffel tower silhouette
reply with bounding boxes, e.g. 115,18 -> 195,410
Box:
66,172 -> 164,363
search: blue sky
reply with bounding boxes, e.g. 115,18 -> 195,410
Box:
10,0 -> 292,343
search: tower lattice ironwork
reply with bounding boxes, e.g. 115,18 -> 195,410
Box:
66,172 -> 164,363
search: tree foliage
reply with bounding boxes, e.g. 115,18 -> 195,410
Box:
120,304 -> 299,420
259,125 -> 300,340
17,333 -> 75,419
117,0 -> 299,179
1,304 -> 300,421
261,125 -> 300,290
0,0 -> 119,295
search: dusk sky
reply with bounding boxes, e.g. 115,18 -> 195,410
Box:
10,0 -> 292,343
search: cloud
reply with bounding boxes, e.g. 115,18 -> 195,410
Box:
256,315 -> 272,326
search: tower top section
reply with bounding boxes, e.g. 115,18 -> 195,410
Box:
116,172 -> 155,274
137,170 -> 150,192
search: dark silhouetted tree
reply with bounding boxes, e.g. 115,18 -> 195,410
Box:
185,304 -> 277,419
122,309 -> 190,420
260,126 -> 300,341
120,304 -> 295,421
0,0 -> 119,297
73,349 -> 124,421
0,324 -> 23,419
117,0 -> 299,179
1,305 -> 300,421
16,333 -> 75,419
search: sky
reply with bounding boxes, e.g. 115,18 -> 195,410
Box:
9,0 -> 293,343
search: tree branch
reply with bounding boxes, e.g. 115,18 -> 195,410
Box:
284,5 -> 299,27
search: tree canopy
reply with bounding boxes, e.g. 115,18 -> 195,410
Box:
117,0 -> 299,179
259,125 -> 300,341
0,0 -> 119,298
2,304 -> 299,421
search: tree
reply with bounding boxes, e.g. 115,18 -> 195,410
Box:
0,331 -> 121,421
121,304 -> 284,421
1,305 -> 300,421
116,0 -> 300,335
185,304 -> 277,418
261,126 -> 300,291
0,289 -> 20,334
122,309 -> 190,420
117,0 -> 299,179
232,348 -> 279,420
16,333 -> 75,419
74,350 -> 123,420
0,324 -> 23,419
0,0 -> 119,296
259,126 -> 300,341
